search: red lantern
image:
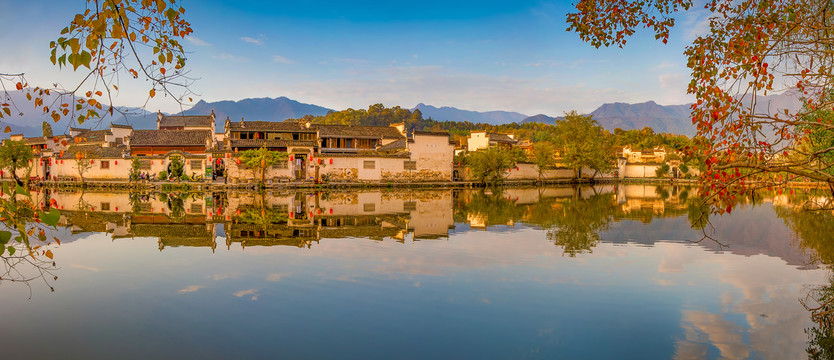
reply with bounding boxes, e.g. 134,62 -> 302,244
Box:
115,207 -> 118,211
516,166 -> 519,171
236,159 -> 241,165
208,156 -> 212,162
289,155 -> 294,161
329,158 -> 333,164
114,160 -> 118,165
226,153 -> 230,158
90,160 -> 94,164
309,156 -> 313,162
317,208 -> 322,215
329,208 -> 333,214
318,158 -> 322,165
309,211 -> 313,218
289,212 -> 294,219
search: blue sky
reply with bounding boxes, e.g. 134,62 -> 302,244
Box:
0,0 -> 708,116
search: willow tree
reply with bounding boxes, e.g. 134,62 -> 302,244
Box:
568,0 -> 834,212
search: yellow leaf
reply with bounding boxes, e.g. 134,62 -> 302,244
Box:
4,126 -> 11,133
45,249 -> 53,259
149,89 -> 156,98
52,112 -> 61,122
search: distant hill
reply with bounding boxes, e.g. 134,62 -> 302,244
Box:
590,101 -> 695,136
521,92 -> 803,137
413,103 -> 527,125
181,97 -> 333,130
521,101 -> 695,136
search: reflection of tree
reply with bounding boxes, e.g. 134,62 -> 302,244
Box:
454,189 -> 525,227
802,275 -> 834,360
775,206 -> 834,266
546,191 -> 615,257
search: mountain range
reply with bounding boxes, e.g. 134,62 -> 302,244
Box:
0,90 -> 803,138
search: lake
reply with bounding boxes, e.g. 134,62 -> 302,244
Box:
1,184 -> 832,359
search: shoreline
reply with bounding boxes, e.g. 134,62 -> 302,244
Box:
12,177 -> 710,191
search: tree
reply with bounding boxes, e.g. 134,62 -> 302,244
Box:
0,141 -> 34,186
554,111 -> 615,181
168,157 -> 185,180
74,150 -> 93,183
531,141 -> 556,182
467,147 -> 523,186
41,122 -> 53,138
656,163 -> 670,178
567,0 -> 834,212
129,158 -> 142,181
239,146 -> 287,185
1,0 -> 194,132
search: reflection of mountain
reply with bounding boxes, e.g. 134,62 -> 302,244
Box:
48,185 -> 826,269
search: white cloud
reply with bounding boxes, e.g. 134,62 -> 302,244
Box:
240,36 -> 263,45
178,285 -> 205,294
234,288 -> 259,301
185,36 -> 211,47
272,55 -> 293,64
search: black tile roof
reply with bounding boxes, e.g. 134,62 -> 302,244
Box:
159,115 -> 214,128
130,130 -> 212,146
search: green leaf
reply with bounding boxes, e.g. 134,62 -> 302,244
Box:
0,231 -> 10,245
39,208 -> 61,227
0,244 -> 4,256
14,184 -> 28,196
7,246 -> 15,256
2,181 -> 9,196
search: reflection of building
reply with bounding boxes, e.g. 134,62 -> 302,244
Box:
53,189 -> 456,251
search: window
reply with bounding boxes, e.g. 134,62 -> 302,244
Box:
138,203 -> 152,212
100,202 -> 110,211
403,160 -> 417,170
363,161 -> 375,169
190,203 -> 203,213
363,203 -> 375,212
138,160 -> 151,169
403,201 -> 417,211
190,160 -> 203,170
272,204 -> 289,213
100,160 -> 110,169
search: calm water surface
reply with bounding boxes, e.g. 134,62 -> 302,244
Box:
1,185 -> 831,359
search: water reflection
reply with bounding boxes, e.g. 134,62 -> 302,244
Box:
43,185 -> 831,266
3,184 -> 834,359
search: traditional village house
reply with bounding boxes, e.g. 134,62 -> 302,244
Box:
50,123 -> 133,181
128,129 -> 215,180
157,111 -> 216,133
224,118 -> 319,182
621,146 -> 667,163
314,123 -> 405,153
466,131 -> 517,152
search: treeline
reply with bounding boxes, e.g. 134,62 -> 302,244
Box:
291,104 -> 697,151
